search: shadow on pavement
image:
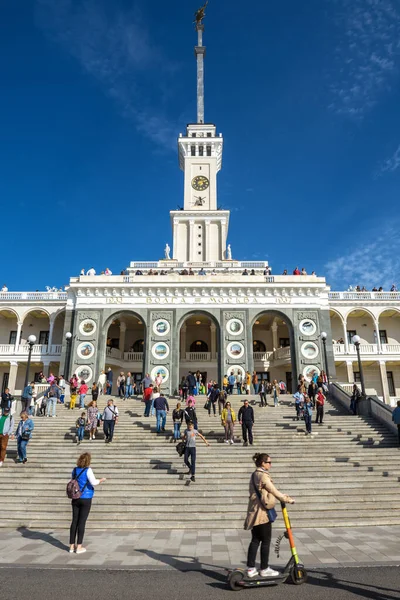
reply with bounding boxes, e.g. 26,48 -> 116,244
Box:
17,527 -> 70,552
301,569 -> 399,600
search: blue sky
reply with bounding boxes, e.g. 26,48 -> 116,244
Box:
1,0 -> 400,291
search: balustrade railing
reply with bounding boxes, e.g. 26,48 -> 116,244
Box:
0,344 -> 62,356
123,352 -> 144,362
253,351 -> 274,362
0,292 -> 67,301
185,352 -> 212,361
329,291 -> 400,301
333,343 -> 400,356
273,347 -> 291,361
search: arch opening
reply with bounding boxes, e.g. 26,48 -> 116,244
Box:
179,312 -> 220,392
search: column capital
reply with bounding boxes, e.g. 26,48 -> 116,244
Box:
378,360 -> 387,366
9,361 -> 18,367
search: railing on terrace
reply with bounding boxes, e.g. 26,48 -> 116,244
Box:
0,344 -> 62,356
0,292 -> 67,301
253,351 -> 274,362
329,291 -> 400,301
333,343 -> 400,355
185,352 -> 212,361
106,349 -> 144,362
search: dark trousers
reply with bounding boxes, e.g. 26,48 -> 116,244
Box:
242,422 -> 253,444
228,384 -> 234,395
218,400 -> 225,415
103,420 -> 115,441
21,398 -> 31,413
181,388 -> 188,401
316,405 -> 324,423
397,424 -> 400,446
247,522 -> 272,570
208,400 -> 216,415
184,447 -> 196,475
295,404 -> 301,420
144,400 -> 151,417
259,393 -> 267,407
69,498 -> 92,545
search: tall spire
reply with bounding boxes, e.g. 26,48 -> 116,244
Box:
194,2 -> 208,123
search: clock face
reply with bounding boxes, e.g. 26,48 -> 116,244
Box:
191,175 -> 209,191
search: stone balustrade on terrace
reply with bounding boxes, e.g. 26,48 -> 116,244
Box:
0,292 -> 67,301
329,291 -> 400,301
0,344 -> 62,357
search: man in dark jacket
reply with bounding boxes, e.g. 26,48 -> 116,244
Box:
1,388 -> 14,415
187,372 -> 196,395
106,368 -> 113,395
184,399 -> 198,430
154,394 -> 169,433
238,399 -> 255,446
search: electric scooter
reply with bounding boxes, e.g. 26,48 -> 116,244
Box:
227,501 -> 308,591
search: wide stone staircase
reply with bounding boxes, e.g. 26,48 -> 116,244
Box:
1,393 -> 399,529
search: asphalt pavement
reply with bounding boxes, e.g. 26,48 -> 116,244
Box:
1,566 -> 399,600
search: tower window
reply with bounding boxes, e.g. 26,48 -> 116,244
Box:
199,146 -> 204,157
191,146 -> 196,156
206,146 -> 212,156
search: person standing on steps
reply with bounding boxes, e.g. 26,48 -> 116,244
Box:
78,380 -> 88,409
293,385 -> 304,421
207,384 -> 218,417
98,370 -> 107,396
151,385 -> 160,417
1,388 -> 13,415
172,402 -> 184,441
239,399 -> 255,446
86,400 -> 98,441
106,368 -> 113,395
143,384 -> 153,417
15,411 -> 35,464
236,372 -> 243,395
221,401 -> 237,445
272,380 -> 280,407
187,372 -> 196,396
155,371 -> 163,392
69,452 -> 106,554
91,383 -> 99,403
252,371 -> 259,395
154,393 -> 169,433
76,412 -> 86,445
0,406 -> 14,467
245,371 -> 251,395
350,384 -> 361,415
308,380 -> 317,408
303,395 -> 313,435
183,421 -> 210,482
259,381 -> 267,407
125,372 -> 133,399
141,373 -> 153,396
217,386 -> 227,415
21,382 -> 34,415
102,399 -> 119,443
244,453 -> 295,579
392,400 -> 400,446
184,399 -> 198,431
315,387 -> 325,425
117,372 -> 125,400
228,372 -> 236,395
180,377 -> 188,401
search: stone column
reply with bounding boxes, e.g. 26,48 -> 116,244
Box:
220,218 -> 227,262
189,220 -> 195,263
14,321 -> 22,353
205,219 -> 211,262
378,360 -> 390,404
271,321 -> 278,351
344,322 -> 349,355
48,316 -> 55,350
181,324 -> 187,359
210,323 -> 217,359
43,360 -> 51,377
374,319 -> 382,353
173,219 -> 179,260
8,361 -> 18,395
346,360 -> 354,383
119,321 -> 127,356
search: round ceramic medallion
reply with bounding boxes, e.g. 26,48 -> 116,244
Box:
303,365 -> 320,382
301,341 -> 319,360
226,318 -> 244,336
153,319 -> 170,336
299,319 -> 317,337
227,365 -> 246,379
151,366 -> 169,383
77,341 -> 95,360
227,342 -> 245,359
75,365 -> 93,383
151,342 -> 170,360
79,319 -> 97,337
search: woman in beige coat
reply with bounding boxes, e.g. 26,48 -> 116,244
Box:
244,453 -> 295,578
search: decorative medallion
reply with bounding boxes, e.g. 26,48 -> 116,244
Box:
299,319 -> 317,337
301,341 -> 319,360
227,365 -> 246,379
153,319 -> 170,337
79,318 -> 97,337
226,318 -> 244,336
151,342 -> 170,360
303,365 -> 320,382
77,342 -> 95,360
75,365 -> 93,383
227,341 -> 245,359
151,366 -> 169,383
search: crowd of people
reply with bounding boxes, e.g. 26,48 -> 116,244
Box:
347,284 -> 397,292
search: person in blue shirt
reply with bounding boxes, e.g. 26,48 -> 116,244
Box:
293,386 -> 304,421
15,411 -> 35,463
69,452 -> 106,554
303,396 -> 313,435
228,372 -> 236,395
392,401 -> 400,446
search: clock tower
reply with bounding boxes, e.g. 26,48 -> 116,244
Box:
170,18 -> 230,263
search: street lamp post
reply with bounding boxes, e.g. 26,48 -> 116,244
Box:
65,332 -> 72,381
352,335 -> 366,397
24,335 -> 37,390
320,331 -> 330,384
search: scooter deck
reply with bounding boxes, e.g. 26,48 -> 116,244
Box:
229,570 -> 288,589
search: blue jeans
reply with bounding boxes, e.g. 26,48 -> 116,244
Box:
77,426 -> 85,441
79,394 -> 86,408
47,398 -> 57,417
60,394 -> 65,404
184,447 -> 196,475
17,438 -> 28,461
253,383 -> 259,395
237,385 -> 242,395
106,384 -> 112,395
173,422 -> 181,440
156,410 -> 167,432
144,400 -> 151,417
273,390 -> 278,406
125,385 -> 132,398
304,414 -> 312,433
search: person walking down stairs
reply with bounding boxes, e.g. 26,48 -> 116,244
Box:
221,401 -> 236,445
259,381 -> 267,407
69,452 -> 106,554
15,411 -> 35,464
303,396 -> 313,436
76,412 -> 86,445
172,403 -> 184,441
86,400 -> 98,440
78,380 -> 88,409
183,421 -> 210,482
293,386 -> 304,421
239,399 -> 255,446
184,399 -> 198,431
315,388 -> 326,425
102,400 -> 119,443
0,407 -> 14,467
154,393 -> 169,433
272,380 -> 280,407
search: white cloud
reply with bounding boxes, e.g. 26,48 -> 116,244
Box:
329,0 -> 400,119
376,144 -> 400,175
35,0 -> 179,149
325,223 -> 400,290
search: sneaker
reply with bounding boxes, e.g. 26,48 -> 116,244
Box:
247,568 -> 258,578
224,440 -> 230,444
190,475 -> 195,482
93,434 -> 96,439
243,441 -> 248,447
259,567 -> 280,578
22,458 -> 27,464
0,461 -> 3,467
230,440 -> 235,445
75,547 -> 87,554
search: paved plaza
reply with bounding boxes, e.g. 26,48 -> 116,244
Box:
1,526 -> 400,570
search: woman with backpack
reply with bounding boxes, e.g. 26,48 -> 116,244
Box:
69,452 -> 106,554
15,411 -> 35,464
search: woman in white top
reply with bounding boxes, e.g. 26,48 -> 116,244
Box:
97,371 -> 107,396
151,386 -> 160,417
